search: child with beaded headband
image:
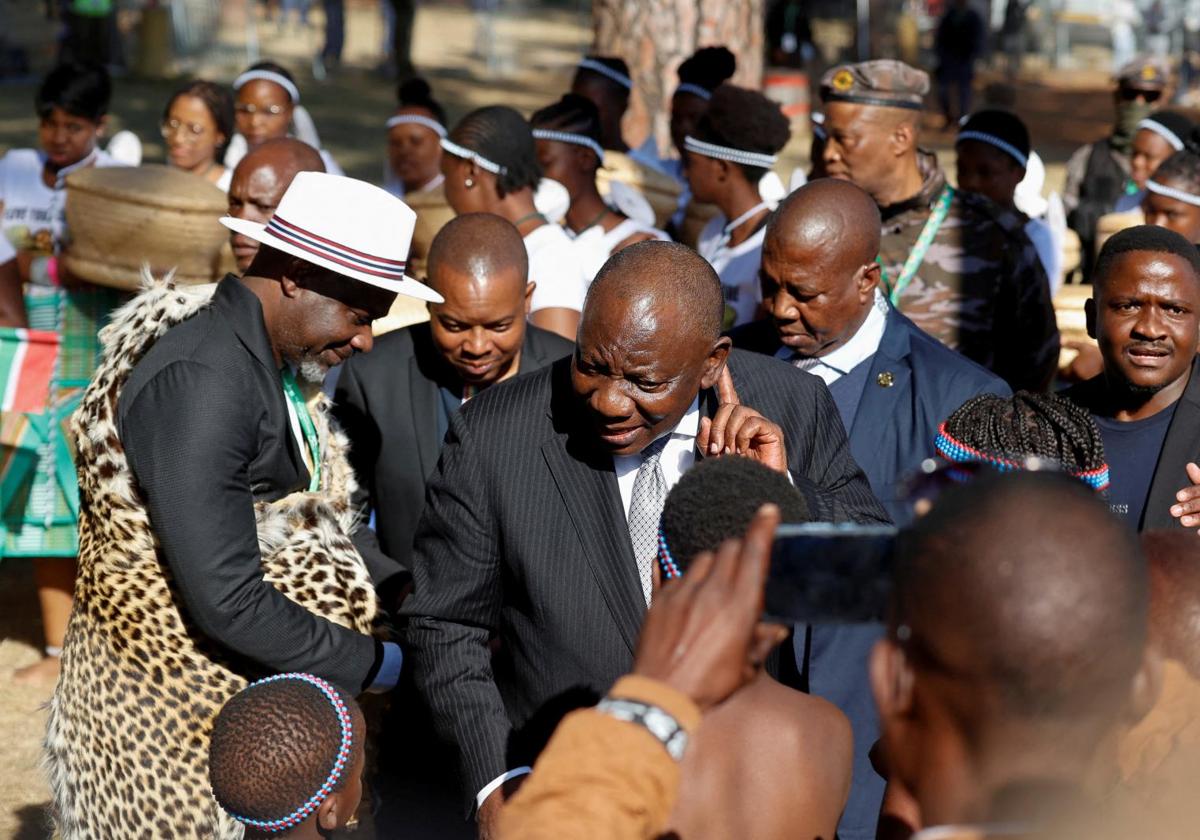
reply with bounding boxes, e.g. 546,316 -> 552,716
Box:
208,673 -> 366,839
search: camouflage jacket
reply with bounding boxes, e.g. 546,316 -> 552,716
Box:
878,154 -> 1060,392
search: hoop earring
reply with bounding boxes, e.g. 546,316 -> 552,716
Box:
464,177 -> 475,188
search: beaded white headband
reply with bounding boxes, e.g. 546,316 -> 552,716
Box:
234,70 -> 300,104
577,58 -> 633,90
531,129 -> 605,162
956,130 -> 1028,168
386,114 -> 447,138
1147,178 -> 1200,207
683,135 -> 778,168
440,137 -> 507,175
676,82 -> 712,101
1137,118 -> 1186,151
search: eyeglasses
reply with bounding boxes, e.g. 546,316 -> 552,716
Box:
1119,87 -> 1162,103
235,103 -> 287,116
160,119 -> 208,141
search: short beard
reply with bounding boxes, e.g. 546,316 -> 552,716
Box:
296,357 -> 329,385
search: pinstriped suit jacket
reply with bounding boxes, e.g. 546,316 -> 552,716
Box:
400,348 -> 888,806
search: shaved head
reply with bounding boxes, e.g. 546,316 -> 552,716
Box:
574,241 -> 730,456
584,241 -> 724,343
761,179 -> 883,358
769,178 -> 881,264
426,212 -> 529,293
227,138 -> 325,271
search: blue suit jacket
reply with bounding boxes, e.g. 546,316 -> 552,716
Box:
731,308 -> 1009,840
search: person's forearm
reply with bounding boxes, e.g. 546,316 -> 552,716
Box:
0,258 -> 25,328
496,676 -> 700,840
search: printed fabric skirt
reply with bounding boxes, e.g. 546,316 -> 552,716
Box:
0,285 -> 121,558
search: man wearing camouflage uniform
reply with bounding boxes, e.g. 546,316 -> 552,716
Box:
1063,56 -> 1170,279
819,59 -> 1059,392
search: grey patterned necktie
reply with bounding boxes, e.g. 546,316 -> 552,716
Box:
627,435 -> 670,607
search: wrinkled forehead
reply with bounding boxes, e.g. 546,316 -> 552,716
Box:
580,291 -> 704,362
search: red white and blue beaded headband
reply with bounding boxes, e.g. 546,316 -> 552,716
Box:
222,673 -> 355,834
657,526 -> 682,581
934,422 -> 1110,492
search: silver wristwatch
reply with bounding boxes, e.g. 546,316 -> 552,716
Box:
595,696 -> 690,761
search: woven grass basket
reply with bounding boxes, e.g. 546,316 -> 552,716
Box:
62,164 -> 230,289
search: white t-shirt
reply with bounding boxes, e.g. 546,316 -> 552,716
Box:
524,223 -> 590,314
697,213 -> 767,329
571,217 -> 670,281
0,147 -> 124,261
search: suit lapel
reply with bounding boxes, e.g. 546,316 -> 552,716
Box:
851,314 -> 911,443
541,433 -> 644,654
408,355 -> 441,478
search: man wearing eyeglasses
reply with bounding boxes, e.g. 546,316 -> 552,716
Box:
1064,56 -> 1171,280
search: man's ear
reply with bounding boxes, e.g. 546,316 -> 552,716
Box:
870,638 -> 915,722
698,336 -> 733,390
715,158 -> 732,185
889,116 -> 917,158
859,261 -> 882,302
1085,296 -> 1097,340
524,281 -> 536,316
279,274 -> 302,299
1125,644 -> 1165,727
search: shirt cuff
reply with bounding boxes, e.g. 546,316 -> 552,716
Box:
365,641 -> 403,694
476,767 -> 532,810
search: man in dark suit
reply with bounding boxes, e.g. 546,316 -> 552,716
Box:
333,213 -> 573,593
730,179 -> 1009,840
402,240 -> 887,836
1062,225 -> 1200,533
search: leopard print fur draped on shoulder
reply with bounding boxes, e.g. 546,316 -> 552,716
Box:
44,271 -> 379,839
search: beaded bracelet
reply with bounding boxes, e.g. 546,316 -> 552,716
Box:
222,673 -> 355,833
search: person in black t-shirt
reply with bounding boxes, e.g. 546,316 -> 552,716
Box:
1062,225 -> 1200,531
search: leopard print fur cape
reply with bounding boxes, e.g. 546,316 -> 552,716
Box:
44,272 -> 379,839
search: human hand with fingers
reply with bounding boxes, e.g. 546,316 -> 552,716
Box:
632,505 -> 788,711
697,366 -> 788,475
1170,462 -> 1200,533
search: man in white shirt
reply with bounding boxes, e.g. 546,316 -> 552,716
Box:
402,240 -> 888,837
731,178 -> 1009,840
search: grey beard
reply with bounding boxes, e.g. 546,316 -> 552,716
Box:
296,357 -> 329,385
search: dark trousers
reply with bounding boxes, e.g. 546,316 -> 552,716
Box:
937,60 -> 974,122
321,0 -> 344,61
389,0 -> 415,79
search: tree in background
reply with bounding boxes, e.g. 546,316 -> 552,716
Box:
592,0 -> 765,156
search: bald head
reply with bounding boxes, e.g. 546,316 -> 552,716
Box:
426,212 -> 529,294
768,179 -> 881,265
584,241 -> 724,343
227,138 -> 326,271
897,472 -> 1146,724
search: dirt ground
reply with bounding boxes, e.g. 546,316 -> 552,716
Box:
0,3 -> 1129,836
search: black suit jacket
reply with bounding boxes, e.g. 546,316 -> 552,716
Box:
118,275 -> 382,692
1062,354 -> 1200,531
332,323 -> 574,583
401,349 -> 888,806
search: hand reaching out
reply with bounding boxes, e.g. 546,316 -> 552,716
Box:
1170,462 -> 1200,533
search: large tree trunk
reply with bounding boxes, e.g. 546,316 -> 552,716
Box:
593,0 -> 765,157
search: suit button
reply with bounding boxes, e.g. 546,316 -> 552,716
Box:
876,371 -> 895,388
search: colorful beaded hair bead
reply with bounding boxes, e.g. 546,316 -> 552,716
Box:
223,673 -> 355,834
934,423 -> 1111,492
657,526 -> 682,581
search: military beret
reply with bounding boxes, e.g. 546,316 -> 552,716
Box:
820,60 -> 929,111
1117,55 -> 1169,90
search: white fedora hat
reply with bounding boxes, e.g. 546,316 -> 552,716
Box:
220,171 -> 443,303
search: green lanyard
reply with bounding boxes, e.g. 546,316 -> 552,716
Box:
280,367 -> 321,492
879,185 -> 955,308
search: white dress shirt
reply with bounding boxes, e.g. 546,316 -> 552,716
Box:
476,397 -> 701,809
775,290 -> 889,385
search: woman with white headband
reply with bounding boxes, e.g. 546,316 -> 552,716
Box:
226,61 -> 343,176
1142,134 -> 1200,243
441,105 -> 589,341
687,84 -> 791,329
1113,111 -> 1195,213
384,77 -> 446,199
531,94 -> 668,281
571,55 -> 633,153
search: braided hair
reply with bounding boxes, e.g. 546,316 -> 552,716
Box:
448,105 -> 542,196
691,84 -> 791,182
659,455 -> 811,573
208,676 -> 363,828
939,392 -> 1107,478
529,93 -> 604,170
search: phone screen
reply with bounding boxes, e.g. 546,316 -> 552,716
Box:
765,523 -> 898,624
